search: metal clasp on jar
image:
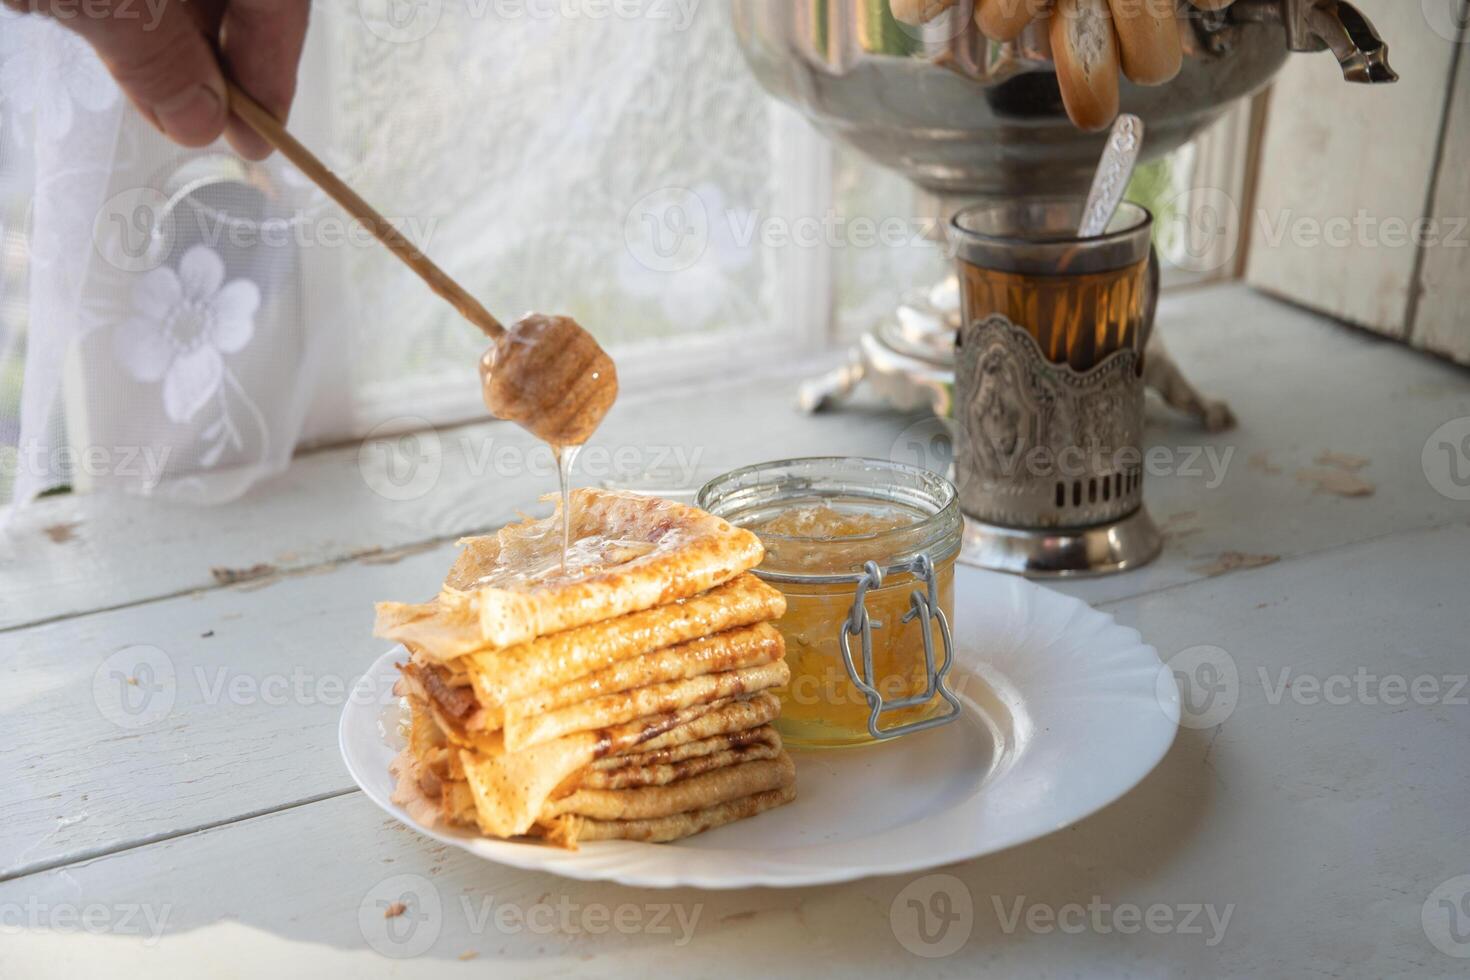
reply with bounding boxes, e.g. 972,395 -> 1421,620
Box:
837,554 -> 962,741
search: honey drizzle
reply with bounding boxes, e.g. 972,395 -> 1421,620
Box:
554,443 -> 582,572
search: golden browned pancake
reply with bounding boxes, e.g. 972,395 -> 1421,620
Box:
453,693 -> 782,837
539,784 -> 798,846
499,622 -> 784,725
589,723 -> 780,773
403,619 -> 784,734
543,754 -> 795,822
503,660 -> 790,751
374,489 -> 765,652
377,491 -> 794,849
399,637 -> 787,752
394,729 -> 784,829
392,692 -> 791,842
462,573 -> 784,692
574,733 -> 782,791
626,693 -> 782,754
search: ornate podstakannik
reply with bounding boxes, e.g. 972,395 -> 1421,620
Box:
955,315 -> 1144,530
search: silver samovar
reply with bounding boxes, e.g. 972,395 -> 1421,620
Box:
731,0 -> 1395,575
732,0 -> 1392,200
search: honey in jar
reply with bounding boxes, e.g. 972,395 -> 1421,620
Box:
699,458 -> 964,749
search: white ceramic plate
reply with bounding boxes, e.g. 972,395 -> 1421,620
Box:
340,565 -> 1179,889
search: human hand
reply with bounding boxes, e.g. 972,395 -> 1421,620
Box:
3,0 -> 309,160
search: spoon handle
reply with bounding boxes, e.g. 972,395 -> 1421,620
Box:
1077,113 -> 1145,239
226,81 -> 504,340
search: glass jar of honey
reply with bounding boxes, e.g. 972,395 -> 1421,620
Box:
699,458 -> 963,749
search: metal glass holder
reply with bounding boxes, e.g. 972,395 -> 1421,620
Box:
950,199 -> 1163,577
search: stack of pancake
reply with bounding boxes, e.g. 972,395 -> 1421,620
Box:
374,489 -> 795,848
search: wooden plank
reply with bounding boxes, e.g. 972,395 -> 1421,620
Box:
1246,1 -> 1459,337
0,356 -> 907,632
1412,36 -> 1470,366
0,542 -> 453,880
0,794 -> 838,979
3,525 -> 1467,977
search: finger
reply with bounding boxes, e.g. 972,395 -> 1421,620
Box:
219,0 -> 310,160
67,0 -> 228,148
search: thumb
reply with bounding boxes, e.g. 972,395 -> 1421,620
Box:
70,4 -> 228,147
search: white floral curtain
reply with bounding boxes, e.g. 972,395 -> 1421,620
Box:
0,1 -> 945,522
0,9 -> 330,515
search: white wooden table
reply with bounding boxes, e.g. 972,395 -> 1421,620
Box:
3,283 -> 1469,978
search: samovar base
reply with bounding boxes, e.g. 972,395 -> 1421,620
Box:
962,508 -> 1163,578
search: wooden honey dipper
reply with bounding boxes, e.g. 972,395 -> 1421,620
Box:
226,82 -> 618,448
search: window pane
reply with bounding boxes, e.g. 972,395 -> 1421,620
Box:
323,1 -> 786,416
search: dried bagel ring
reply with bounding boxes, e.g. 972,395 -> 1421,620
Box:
1050,0 -> 1121,132
1108,0 -> 1182,85
975,0 -> 1046,42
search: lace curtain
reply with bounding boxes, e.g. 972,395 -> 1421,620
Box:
0,1 -> 943,521
0,9 -> 319,512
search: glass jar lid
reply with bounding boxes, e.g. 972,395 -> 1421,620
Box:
698,457 -> 962,584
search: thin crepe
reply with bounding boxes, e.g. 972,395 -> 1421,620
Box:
503,660 -> 790,751
589,723 -> 780,773
574,732 -> 783,791
456,692 -> 783,837
394,727 -> 784,826
391,747 -> 479,829
539,784 -> 798,846
404,615 -> 786,734
462,573 -> 785,694
400,639 -> 787,750
374,489 -> 765,652
543,754 -> 795,822
496,623 -> 784,734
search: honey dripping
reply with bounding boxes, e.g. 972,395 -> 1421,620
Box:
553,443 -> 582,572
478,322 -> 607,575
